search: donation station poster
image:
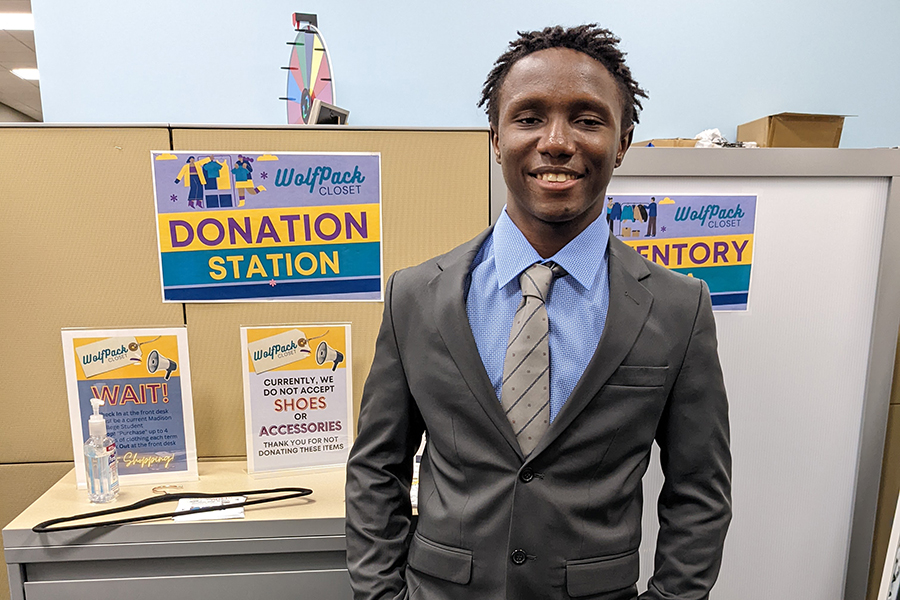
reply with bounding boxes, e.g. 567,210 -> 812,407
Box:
62,327 -> 199,488
609,194 -> 757,311
241,324 -> 353,476
151,151 -> 382,302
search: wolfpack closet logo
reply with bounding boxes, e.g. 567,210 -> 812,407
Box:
76,337 -> 142,378
609,194 -> 757,311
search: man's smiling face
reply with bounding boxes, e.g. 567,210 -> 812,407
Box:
491,47 -> 632,243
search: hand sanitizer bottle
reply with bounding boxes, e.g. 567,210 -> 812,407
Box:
84,397 -> 119,503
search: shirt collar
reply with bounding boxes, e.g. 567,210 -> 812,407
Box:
493,207 -> 609,290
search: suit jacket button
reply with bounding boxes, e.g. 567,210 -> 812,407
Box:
510,549 -> 527,565
520,468 -> 534,483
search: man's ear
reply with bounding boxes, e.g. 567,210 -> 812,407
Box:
490,127 -> 501,164
615,125 -> 634,168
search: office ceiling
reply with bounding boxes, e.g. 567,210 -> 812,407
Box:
0,0 -> 40,120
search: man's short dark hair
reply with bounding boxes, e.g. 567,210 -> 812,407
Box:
478,24 -> 649,132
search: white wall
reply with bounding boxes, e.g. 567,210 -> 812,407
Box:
32,0 -> 900,148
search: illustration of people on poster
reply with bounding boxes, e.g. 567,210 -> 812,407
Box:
62,327 -> 199,488
152,151 -> 382,303
608,194 -> 757,310
241,324 -> 353,475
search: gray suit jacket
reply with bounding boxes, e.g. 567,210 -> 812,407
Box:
346,229 -> 731,600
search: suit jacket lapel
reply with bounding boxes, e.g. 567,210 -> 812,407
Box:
430,228 -> 524,459
533,236 -> 653,456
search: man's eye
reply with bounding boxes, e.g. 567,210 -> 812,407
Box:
577,117 -> 603,127
516,117 -> 540,125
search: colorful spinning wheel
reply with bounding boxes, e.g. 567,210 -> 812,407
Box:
286,23 -> 335,124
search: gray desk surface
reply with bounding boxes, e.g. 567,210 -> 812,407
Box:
3,461 -> 347,562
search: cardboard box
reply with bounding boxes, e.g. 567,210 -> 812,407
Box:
736,112 -> 845,148
631,230 -> 641,238
622,226 -> 631,236
633,138 -> 698,148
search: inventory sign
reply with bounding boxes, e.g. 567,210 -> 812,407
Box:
241,324 -> 353,475
609,194 -> 757,310
62,327 -> 199,488
152,151 -> 382,302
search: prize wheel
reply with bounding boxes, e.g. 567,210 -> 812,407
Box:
286,24 -> 335,124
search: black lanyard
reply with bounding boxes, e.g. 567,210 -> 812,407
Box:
32,487 -> 313,533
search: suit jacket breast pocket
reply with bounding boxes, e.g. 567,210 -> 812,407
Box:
605,365 -> 668,388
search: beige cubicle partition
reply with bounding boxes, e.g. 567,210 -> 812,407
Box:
0,126 -> 184,600
868,334 -> 900,600
0,127 -> 182,461
0,125 -> 490,600
170,127 -> 490,458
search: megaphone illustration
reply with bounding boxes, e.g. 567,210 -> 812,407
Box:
147,349 -> 178,380
315,341 -> 344,371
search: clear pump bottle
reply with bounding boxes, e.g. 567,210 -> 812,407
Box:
84,397 -> 119,503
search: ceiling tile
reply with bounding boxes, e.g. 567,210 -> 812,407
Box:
0,67 -> 41,119
0,0 -> 40,121
0,0 -> 33,13
7,29 -> 34,50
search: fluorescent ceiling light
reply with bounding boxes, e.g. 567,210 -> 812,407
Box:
0,13 -> 35,30
11,68 -> 39,80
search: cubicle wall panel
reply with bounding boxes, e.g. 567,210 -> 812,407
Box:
0,462 -> 74,600
0,128 -> 185,464
868,400 -> 900,600
171,128 -> 491,270
170,128 -> 490,458
866,332 -> 900,600
170,302 -> 383,459
606,176 -> 889,600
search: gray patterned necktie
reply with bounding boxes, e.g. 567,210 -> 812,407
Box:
501,261 -> 566,456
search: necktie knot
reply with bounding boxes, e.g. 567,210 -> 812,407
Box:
519,262 -> 566,302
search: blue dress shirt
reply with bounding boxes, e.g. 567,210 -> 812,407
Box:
466,209 -> 611,421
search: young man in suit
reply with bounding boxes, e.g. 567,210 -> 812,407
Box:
346,24 -> 731,600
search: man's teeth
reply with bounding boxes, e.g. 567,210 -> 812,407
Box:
536,172 -> 577,182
